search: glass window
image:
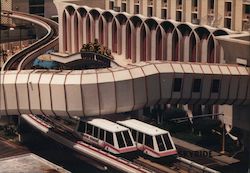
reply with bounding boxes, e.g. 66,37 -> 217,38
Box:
163,133 -> 173,150
106,131 -> 114,146
138,132 -> 143,144
121,3 -> 127,12
161,9 -> 167,19
173,78 -> 182,92
123,131 -> 133,146
77,121 -> 85,133
147,7 -> 153,17
99,129 -> 105,140
134,5 -> 140,14
109,1 -> 114,10
93,126 -> 98,138
86,124 -> 93,135
156,135 -> 165,151
131,129 -> 137,140
192,79 -> 201,92
116,132 -> 126,148
211,79 -> 220,93
29,0 -> 44,5
145,134 -> 154,149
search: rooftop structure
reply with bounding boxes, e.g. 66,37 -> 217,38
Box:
87,119 -> 129,132
118,119 -> 168,136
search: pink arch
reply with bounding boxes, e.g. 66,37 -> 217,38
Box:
189,33 -> 197,62
172,30 -> 179,61
156,27 -> 163,60
140,24 -> 147,61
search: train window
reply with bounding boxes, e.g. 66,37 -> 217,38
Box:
131,130 -> 137,140
116,132 -> 126,148
123,131 -> 133,146
77,121 -> 86,133
86,124 -> 93,135
211,79 -> 220,93
138,132 -> 143,144
106,131 -> 114,146
99,128 -> 105,140
162,134 -> 173,150
192,79 -> 201,93
156,135 -> 165,151
93,126 -> 98,138
173,78 -> 182,92
145,134 -> 154,149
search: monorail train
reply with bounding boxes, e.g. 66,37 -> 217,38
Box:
75,118 -> 137,155
117,119 -> 177,159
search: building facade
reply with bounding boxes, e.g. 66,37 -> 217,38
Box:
57,2 -> 234,64
105,0 -> 250,32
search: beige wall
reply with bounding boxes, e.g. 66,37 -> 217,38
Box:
104,0 -> 250,32
12,0 -> 29,13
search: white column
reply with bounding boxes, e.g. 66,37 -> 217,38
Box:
121,24 -> 126,56
136,28 -> 141,62
167,33 -> 172,60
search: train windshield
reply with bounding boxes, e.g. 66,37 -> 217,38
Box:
163,133 -> 173,150
116,130 -> 134,148
156,133 -> 174,151
156,135 -> 165,151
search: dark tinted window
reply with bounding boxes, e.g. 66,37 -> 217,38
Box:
121,3 -> 126,12
30,7 -> 44,14
77,121 -> 85,133
145,134 -> 154,149
192,79 -> 201,92
106,131 -> 114,146
131,130 -> 137,140
93,126 -> 98,138
156,135 -> 165,151
173,78 -> 182,92
163,134 -> 173,150
138,132 -> 143,144
99,129 -> 104,140
123,131 -> 133,146
147,7 -> 153,17
86,124 -> 93,135
116,132 -> 126,148
29,0 -> 44,5
134,5 -> 139,14
211,79 -> 220,93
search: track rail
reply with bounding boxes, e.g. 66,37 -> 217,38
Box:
1,10 -> 58,71
29,114 -> 221,173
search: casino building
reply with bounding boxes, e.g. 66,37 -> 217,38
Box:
56,2 -> 234,64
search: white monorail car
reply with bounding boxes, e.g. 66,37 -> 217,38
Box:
117,119 -> 177,158
75,119 -> 137,155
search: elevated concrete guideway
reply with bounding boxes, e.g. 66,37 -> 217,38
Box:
0,61 -> 249,117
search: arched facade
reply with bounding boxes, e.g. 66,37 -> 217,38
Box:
60,5 -> 230,63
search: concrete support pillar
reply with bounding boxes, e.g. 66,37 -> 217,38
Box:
184,0 -> 192,23
142,0 -> 147,16
215,0 -> 224,28
155,0 -> 161,18
234,0 -> 243,32
129,0 -> 135,14
199,0 -> 208,25
169,0 -> 176,19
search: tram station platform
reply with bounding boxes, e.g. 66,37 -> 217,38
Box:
172,137 -> 240,165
